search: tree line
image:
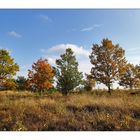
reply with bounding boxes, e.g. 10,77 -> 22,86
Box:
1,38 -> 140,94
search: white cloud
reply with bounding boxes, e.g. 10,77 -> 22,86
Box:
8,31 -> 22,38
48,44 -> 90,58
125,47 -> 140,65
93,24 -> 102,27
80,24 -> 102,32
48,57 -> 56,65
40,14 -> 52,22
40,48 -> 47,53
81,27 -> 94,32
78,59 -> 91,75
126,56 -> 140,65
67,24 -> 102,32
41,43 -> 91,75
43,56 -> 91,76
16,64 -> 31,78
16,70 -> 28,78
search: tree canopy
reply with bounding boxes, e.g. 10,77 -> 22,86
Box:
89,38 -> 127,94
27,58 -> 55,93
56,48 -> 83,94
16,76 -> 27,90
119,63 -> 140,89
0,49 -> 19,90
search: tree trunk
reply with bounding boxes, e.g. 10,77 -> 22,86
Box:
108,84 -> 111,95
62,89 -> 68,95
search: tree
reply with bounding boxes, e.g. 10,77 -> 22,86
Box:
135,64 -> 140,79
119,63 -> 140,89
16,76 -> 27,90
0,49 -> 19,90
84,74 -> 96,91
56,48 -> 83,95
27,58 -> 55,93
89,38 -> 127,94
3,78 -> 17,90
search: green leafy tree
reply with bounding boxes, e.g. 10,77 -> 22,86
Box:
56,48 -> 83,95
89,38 -> 127,94
119,63 -> 140,89
16,76 -> 27,90
0,49 -> 19,90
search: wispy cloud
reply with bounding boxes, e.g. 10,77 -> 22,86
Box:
93,24 -> 102,27
40,14 -> 52,22
8,31 -> 22,38
80,24 -> 102,32
81,27 -> 94,32
68,24 -> 102,32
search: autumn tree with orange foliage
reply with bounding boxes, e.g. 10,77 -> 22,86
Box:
27,58 -> 55,93
119,63 -> 140,89
3,79 -> 17,90
89,38 -> 127,94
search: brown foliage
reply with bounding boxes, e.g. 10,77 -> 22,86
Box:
3,79 -> 17,90
90,38 -> 127,94
27,58 -> 55,92
119,63 -> 140,89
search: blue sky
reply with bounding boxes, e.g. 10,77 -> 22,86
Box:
0,9 -> 140,78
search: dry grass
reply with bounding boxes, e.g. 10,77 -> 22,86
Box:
0,90 -> 140,131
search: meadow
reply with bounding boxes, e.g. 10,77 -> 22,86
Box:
0,90 -> 140,131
